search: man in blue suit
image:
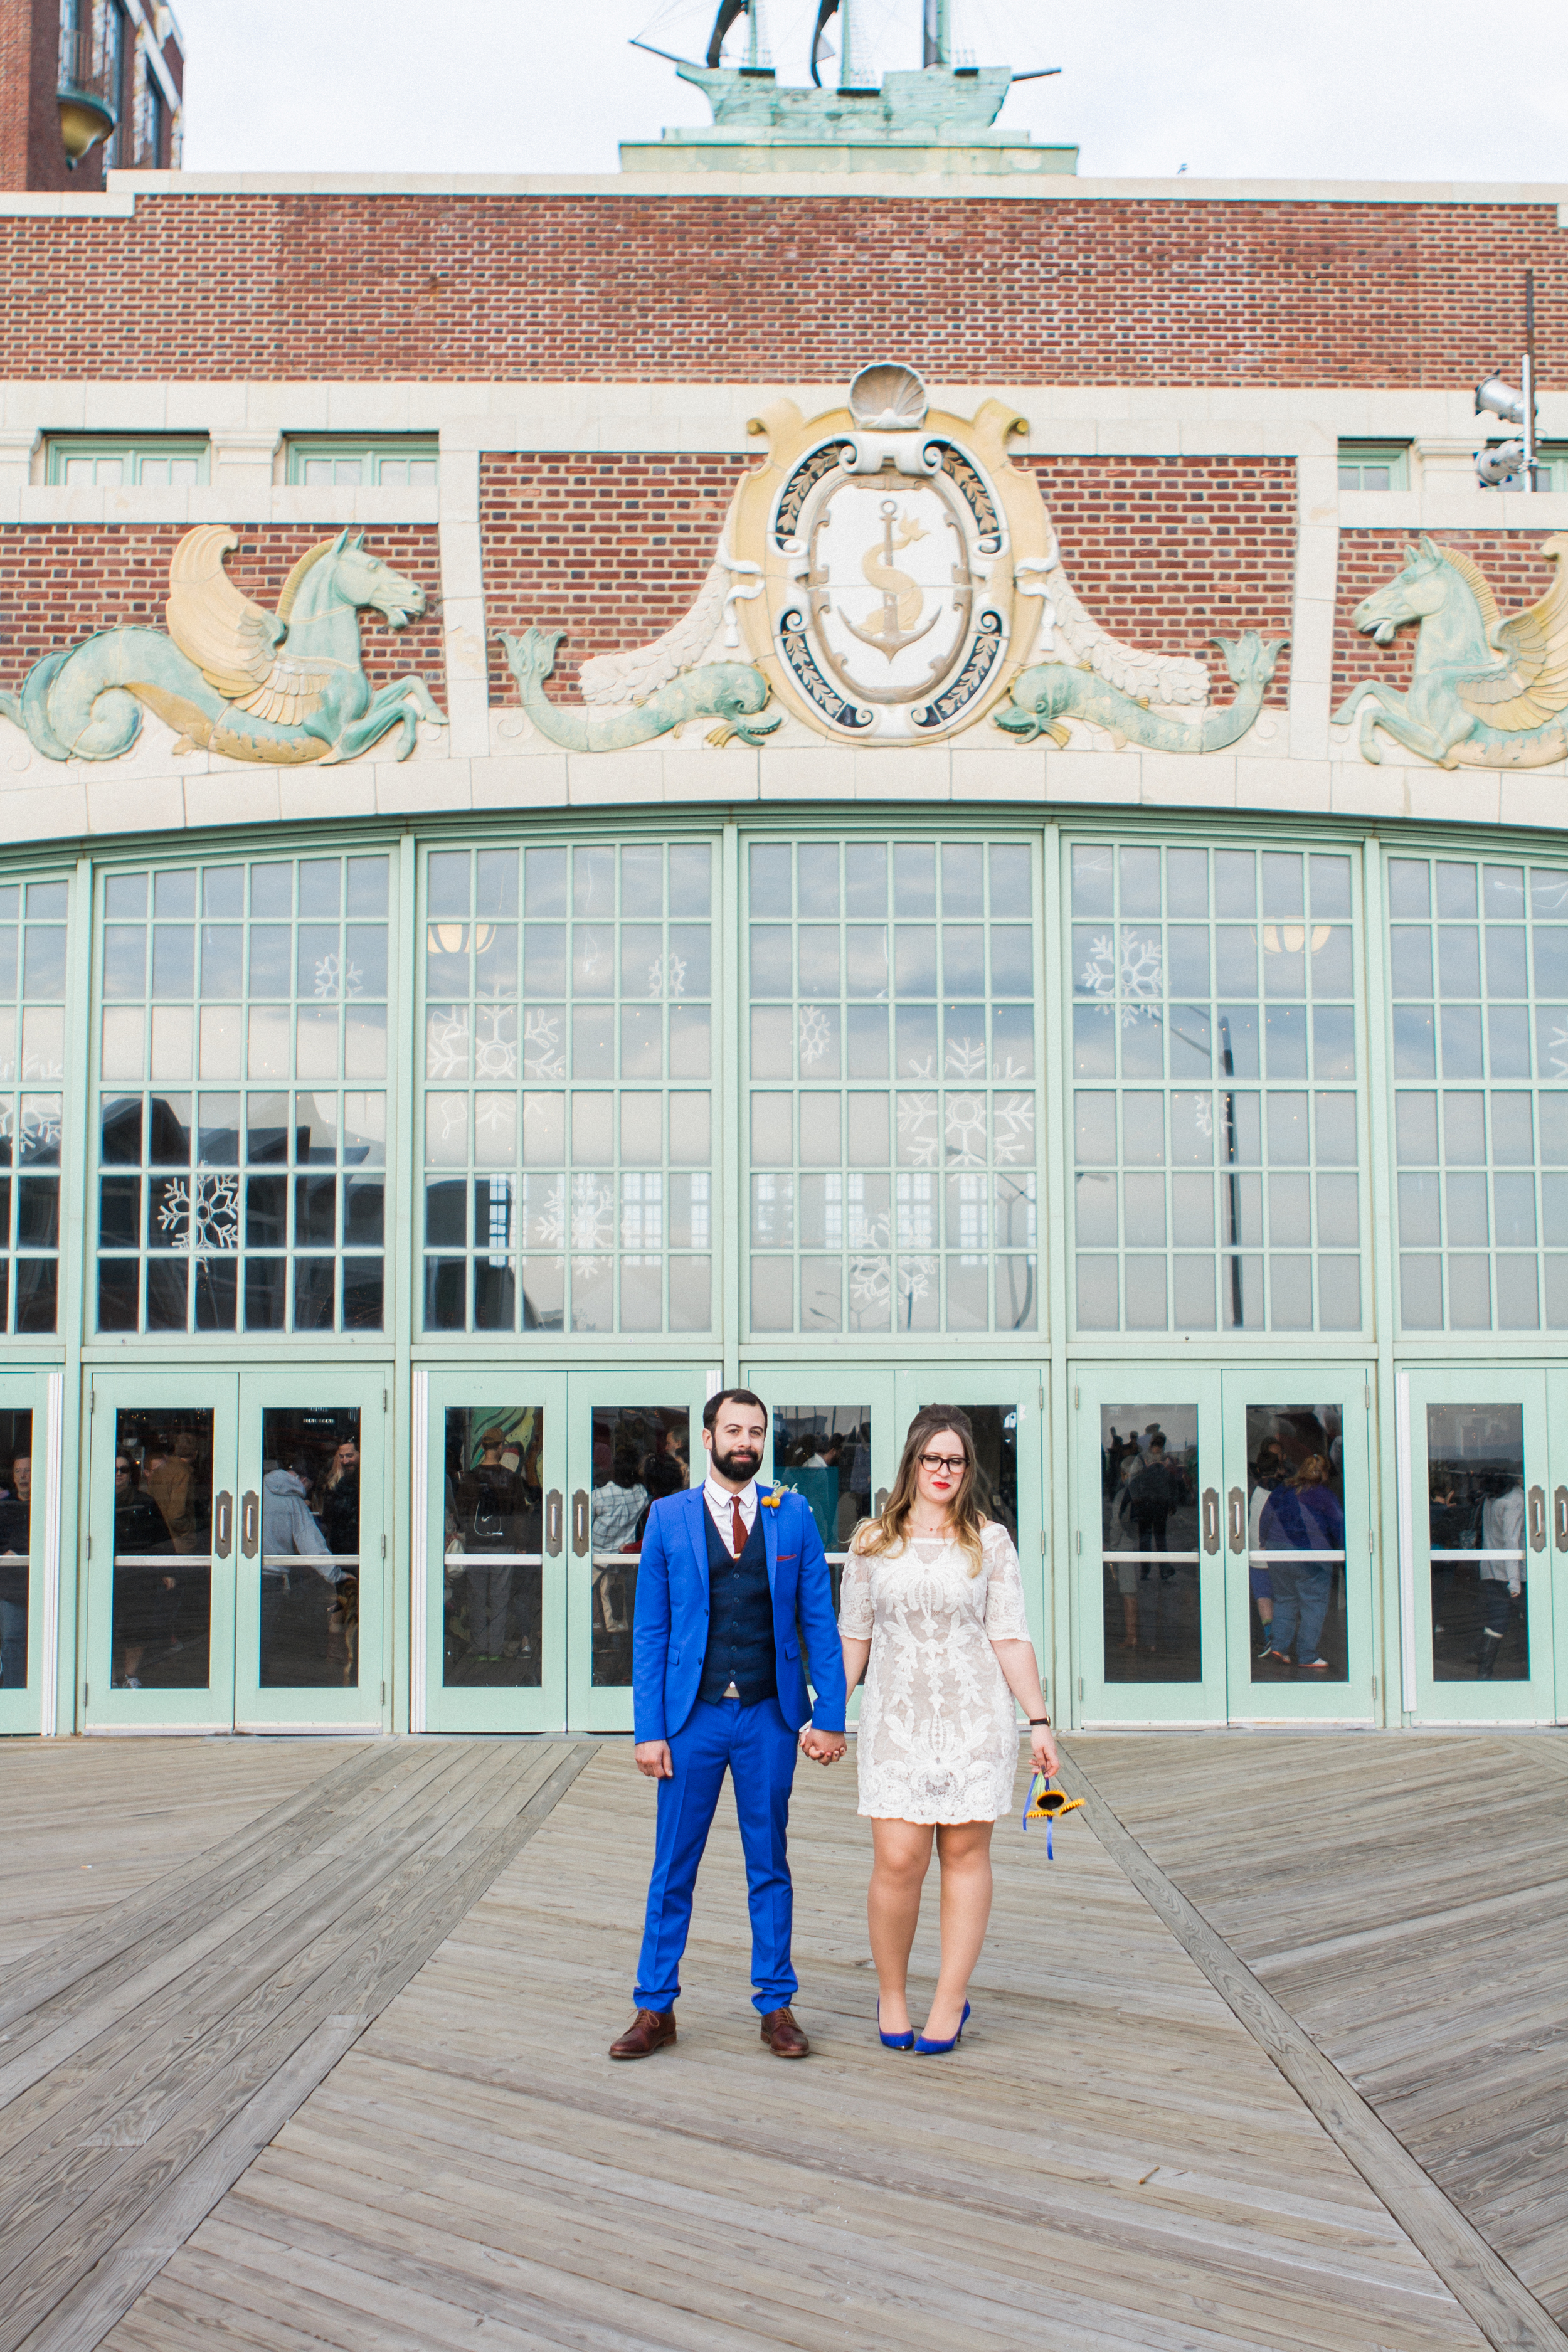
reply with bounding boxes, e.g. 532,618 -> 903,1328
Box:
610,1389 -> 848,2060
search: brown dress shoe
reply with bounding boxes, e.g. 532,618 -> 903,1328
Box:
609,2008 -> 676,2060
760,2006 -> 810,2058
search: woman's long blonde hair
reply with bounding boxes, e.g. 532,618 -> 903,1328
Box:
854,1405 -> 987,1576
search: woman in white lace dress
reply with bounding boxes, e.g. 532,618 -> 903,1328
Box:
838,1405 -> 1059,2053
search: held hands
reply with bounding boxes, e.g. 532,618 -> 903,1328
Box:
1029,1722 -> 1061,1777
800,1726 -> 847,1766
634,1740 -> 674,1780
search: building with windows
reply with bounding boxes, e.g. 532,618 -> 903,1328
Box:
1,0 -> 182,192
1,46 -> 1567,1743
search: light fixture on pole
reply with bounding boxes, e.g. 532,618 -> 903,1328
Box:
1475,270 -> 1540,492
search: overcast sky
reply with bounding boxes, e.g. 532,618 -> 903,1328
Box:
175,0 -> 1566,182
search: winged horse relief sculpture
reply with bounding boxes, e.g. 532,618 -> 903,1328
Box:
1334,534 -> 1568,768
0,525 -> 447,766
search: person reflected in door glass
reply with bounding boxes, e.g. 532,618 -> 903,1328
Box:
1105,1451 -> 1142,1652
1256,1454 -> 1345,1672
1247,1438 -> 1286,1658
112,1451 -> 174,1690
319,1436 -> 361,1676
1128,1438 -> 1183,1657
591,1451 -> 645,1641
1475,1473 -> 1526,1680
457,1428 -> 516,1667
0,1452 -> 30,1690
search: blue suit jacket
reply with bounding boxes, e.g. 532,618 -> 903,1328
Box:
632,1484 -> 848,1743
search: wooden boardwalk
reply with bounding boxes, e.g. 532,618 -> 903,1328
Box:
0,1731 -> 1562,2352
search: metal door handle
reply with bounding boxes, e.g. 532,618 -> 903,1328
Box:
1227,1487 -> 1246,1554
213,1491 -> 233,1560
1528,1485 -> 1546,1553
545,1490 -> 563,1557
1202,1488 -> 1220,1555
874,1488 -> 889,1515
240,1490 -> 258,1559
571,1490 -> 588,1557
1555,1486 -> 1568,1553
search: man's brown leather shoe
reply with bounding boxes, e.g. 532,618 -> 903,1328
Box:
609,2008 -> 676,2060
760,2005 -> 810,2058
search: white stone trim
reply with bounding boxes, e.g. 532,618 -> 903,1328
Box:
85,170 -> 1568,203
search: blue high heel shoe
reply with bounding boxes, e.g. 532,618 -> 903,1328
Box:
877,2000 -> 914,2050
914,2000 -> 970,2056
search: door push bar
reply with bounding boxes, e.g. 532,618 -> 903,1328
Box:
213,1491 -> 233,1560
1227,1488 -> 1246,1553
545,1490 -> 563,1557
571,1490 -> 589,1557
1556,1486 -> 1568,1553
1528,1485 -> 1547,1553
240,1490 -> 259,1560
1202,1489 -> 1220,1555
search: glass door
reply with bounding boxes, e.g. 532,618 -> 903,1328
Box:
0,1374 -> 53,1735
421,1372 -> 566,1733
1403,1370 -> 1554,1724
894,1368 -> 1047,1654
234,1373 -> 387,1730
1221,1370 -> 1374,1720
1074,1365 -> 1226,1724
565,1371 -> 709,1732
1551,1373 -> 1568,1725
85,1372 -> 239,1730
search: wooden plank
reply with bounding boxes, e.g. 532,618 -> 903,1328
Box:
1056,1745 -> 1568,2352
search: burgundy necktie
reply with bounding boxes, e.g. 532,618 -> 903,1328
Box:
732,1496 -> 747,1558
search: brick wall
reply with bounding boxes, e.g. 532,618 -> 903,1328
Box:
0,192 -> 1564,384
479,453 -> 753,705
1333,531 -> 1562,699
1029,456 -> 1296,706
0,522 -> 444,699
0,0 -> 73,194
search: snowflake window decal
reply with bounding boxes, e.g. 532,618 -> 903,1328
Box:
944,1093 -> 988,1167
426,1006 -> 469,1081
522,1009 -> 566,1081
944,1033 -> 987,1082
647,953 -> 687,1001
993,1094 -> 1036,1165
897,1093 -> 939,1168
156,1173 -> 240,1256
314,953 -> 364,1002
798,1006 -> 832,1067
473,1006 -> 519,1083
1547,1022 -> 1568,1081
1079,931 -> 1164,1025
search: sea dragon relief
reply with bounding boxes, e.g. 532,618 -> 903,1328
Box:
993,630 -> 1286,750
0,524 -> 447,766
1333,534 -> 1568,768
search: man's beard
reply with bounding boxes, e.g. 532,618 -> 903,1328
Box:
712,1445 -> 761,1483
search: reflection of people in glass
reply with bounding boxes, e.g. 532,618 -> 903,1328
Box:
0,1451 -> 31,1690
319,1439 -> 360,1557
1257,1454 -> 1344,1671
591,1450 -> 646,1635
262,1459 -> 339,1583
1105,1452 -> 1142,1651
112,1451 -> 174,1689
460,1427 -> 517,1663
1127,1437 -> 1183,1655
1475,1475 -> 1525,1680
1247,1438 -> 1286,1654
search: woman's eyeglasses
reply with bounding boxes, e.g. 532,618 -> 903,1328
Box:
917,1452 -> 968,1475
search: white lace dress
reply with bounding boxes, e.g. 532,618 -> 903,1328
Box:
838,1521 -> 1032,1824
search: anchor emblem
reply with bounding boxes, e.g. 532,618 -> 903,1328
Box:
837,499 -> 940,662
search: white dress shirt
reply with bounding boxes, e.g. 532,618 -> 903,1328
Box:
703,1473 -> 759,1557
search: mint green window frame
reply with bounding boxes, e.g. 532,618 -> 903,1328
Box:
0,877 -> 68,1336
419,839 -> 716,1339
1388,852 -> 1568,1333
1069,839 -> 1365,1337
285,438 -> 439,488
92,854 -> 392,1338
1337,442 -> 1411,492
45,436 -> 209,487
744,836 -> 1041,1340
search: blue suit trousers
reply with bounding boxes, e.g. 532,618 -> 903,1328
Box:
634,1695 -> 799,2015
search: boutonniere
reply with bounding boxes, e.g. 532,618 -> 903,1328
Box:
760,1488 -> 785,1511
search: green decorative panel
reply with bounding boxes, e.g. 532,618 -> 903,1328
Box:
1337,442 -> 1410,492
284,438 -> 439,487
45,437 -> 209,487
93,856 -> 391,1337
745,837 -> 1039,1337
0,879 -> 67,1337
1070,842 -> 1363,1335
420,841 -> 714,1337
1389,853 -> 1568,1332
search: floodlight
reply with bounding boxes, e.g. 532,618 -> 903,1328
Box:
1476,375 -> 1526,425
1476,440 -> 1525,487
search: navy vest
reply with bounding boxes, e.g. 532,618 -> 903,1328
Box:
699,1502 -> 777,1708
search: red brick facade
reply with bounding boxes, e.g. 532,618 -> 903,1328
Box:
0,0 -> 72,194
1333,531 -> 1563,699
0,522 -> 444,697
0,192 -> 1563,384
479,453 -> 754,705
1029,456 -> 1297,706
